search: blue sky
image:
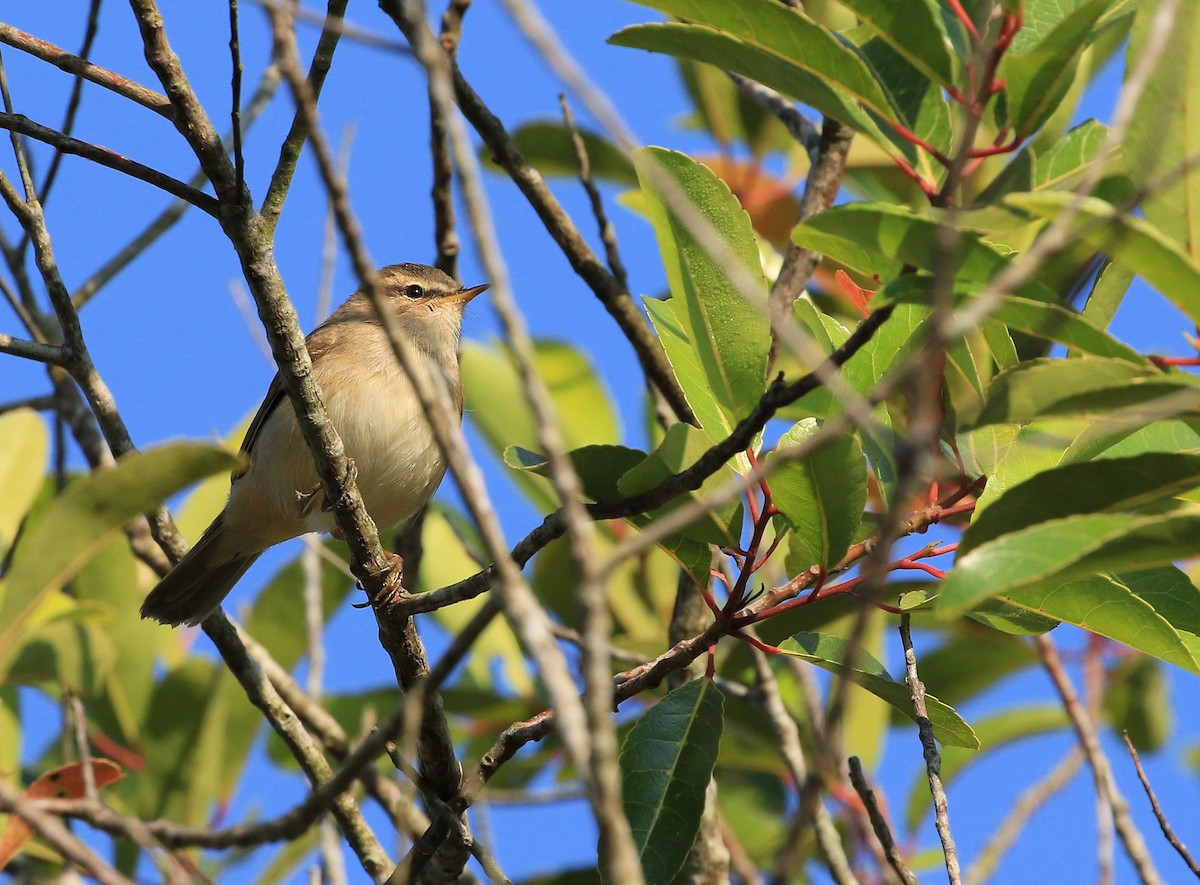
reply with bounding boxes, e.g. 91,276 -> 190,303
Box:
3,3 -> 1199,883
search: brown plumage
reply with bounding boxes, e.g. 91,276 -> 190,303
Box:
141,264 -> 487,627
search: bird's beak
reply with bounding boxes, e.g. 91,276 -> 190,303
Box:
445,282 -> 490,304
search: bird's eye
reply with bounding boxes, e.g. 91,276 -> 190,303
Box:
405,284 -> 425,299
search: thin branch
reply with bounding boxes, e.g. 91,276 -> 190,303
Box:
0,779 -> 135,885
0,332 -> 65,364
727,73 -> 820,157
0,112 -> 219,215
560,94 -> 628,292
749,639 -> 858,885
848,756 -> 918,885
73,62 -> 283,308
0,21 -> 173,117
769,116 -> 854,360
900,613 -> 961,884
26,0 -> 103,217
1122,732 -> 1200,878
229,0 -> 246,193
259,0 -> 352,231
1035,635 -> 1165,885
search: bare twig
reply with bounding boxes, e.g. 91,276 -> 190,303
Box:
749,640 -> 858,885
0,332 -> 64,364
0,21 -> 172,116
0,779 -> 135,885
560,95 -> 628,292
848,756 -> 918,885
0,112 -> 219,214
24,0 -> 103,218
1035,635 -> 1164,885
900,613 -> 961,884
1122,732 -> 1200,879
260,0 -> 352,230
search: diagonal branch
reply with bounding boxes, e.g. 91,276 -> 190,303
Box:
0,113 -> 218,215
0,21 -> 173,117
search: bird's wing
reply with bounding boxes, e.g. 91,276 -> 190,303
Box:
231,320 -> 348,480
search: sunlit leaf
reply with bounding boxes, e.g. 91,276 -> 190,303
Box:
1001,0 -> 1110,136
960,452 -> 1200,554
613,2 -> 902,154
0,409 -> 47,562
937,504 -> 1200,624
838,0 -> 956,88
1125,0 -> 1200,260
636,148 -> 771,438
1006,192 -> 1200,323
771,419 -> 867,570
0,443 -> 240,682
780,633 -> 979,749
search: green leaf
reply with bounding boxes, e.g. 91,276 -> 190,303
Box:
481,121 -> 637,185
1125,0 -> 1200,260
505,443 -> 647,505
936,504 -> 1200,623
636,148 -> 771,437
0,408 -> 48,562
884,277 -> 1146,365
960,452 -> 1200,554
1006,192 -> 1200,323
852,30 -> 953,180
1005,573 -> 1200,672
792,202 -> 1054,300
1077,258 -> 1134,347
0,443 -> 240,682
1001,0 -> 1110,136
611,3 -> 901,154
1035,119 -> 1112,192
463,339 -> 620,510
904,705 -> 1069,830
771,419 -> 867,570
780,633 -> 979,749
838,0 -> 955,88
619,679 -> 724,885
618,423 -> 744,547
1119,567 -> 1200,637
966,358 -> 1196,430
1103,654 -> 1171,751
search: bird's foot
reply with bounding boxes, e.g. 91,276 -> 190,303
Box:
322,459 -> 359,513
356,552 -> 406,610
295,483 -> 323,518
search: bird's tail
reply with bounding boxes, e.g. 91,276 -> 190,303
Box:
140,515 -> 259,627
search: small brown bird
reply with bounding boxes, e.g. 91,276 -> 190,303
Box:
141,263 -> 487,626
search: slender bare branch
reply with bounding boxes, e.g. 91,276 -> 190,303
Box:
0,113 -> 219,214
848,756 -> 918,885
0,21 -> 173,117
1035,635 -> 1165,885
1122,732 -> 1200,878
0,332 -> 64,364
